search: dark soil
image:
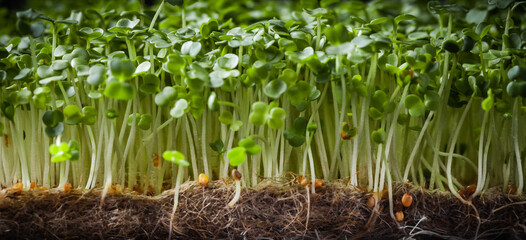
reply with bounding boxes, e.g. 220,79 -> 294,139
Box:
0,179 -> 525,240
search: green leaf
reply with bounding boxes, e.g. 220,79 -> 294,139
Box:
371,90 -> 388,112
307,122 -> 318,133
155,87 -> 177,107
488,0 -> 514,9
227,147 -> 246,167
33,87 -> 51,109
187,63 -> 208,92
264,80 -> 287,99
482,93 -> 494,112
30,22 -> 45,38
81,106 -> 97,125
138,114 -> 153,130
368,107 -> 383,120
42,110 -> 64,127
516,81 -> 526,98
442,39 -> 460,53
16,19 -> 32,36
140,73 -> 160,94
68,140 -> 80,161
278,68 -> 297,86
1,102 -> 14,121
200,19 -> 219,39
162,150 -> 188,166
394,14 -> 416,24
466,9 -> 487,25
268,107 -> 286,129
207,92 -> 219,111
105,109 -> 119,119
49,144 -> 60,155
45,122 -> 64,137
424,91 -> 440,111
166,0 -> 184,6
16,88 -> 31,105
238,137 -> 261,155
78,27 -> 104,40
217,110 -> 233,125
284,117 -> 308,147
35,66 -> 53,79
87,64 -> 106,85
104,81 -> 135,100
372,128 -> 386,144
181,41 -> 202,57
288,82 -> 311,105
369,17 -> 391,25
163,54 -> 185,74
14,68 -> 31,81
134,61 -> 151,75
405,94 -> 425,117
170,99 -> 188,118
111,18 -> 139,32
39,73 -> 67,85
110,58 -> 135,81
507,66 -> 526,81
230,120 -> 243,131
506,81 -> 520,98
249,101 -> 269,126
16,9 -> 42,21
209,139 -> 224,152
217,53 -> 239,69
351,35 -> 373,48
64,105 -> 82,125
462,36 -> 475,52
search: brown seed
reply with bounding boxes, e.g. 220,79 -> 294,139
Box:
12,182 -> 23,191
30,181 -> 36,190
340,131 -> 352,140
300,177 -> 310,187
297,175 -> 305,184
401,193 -> 413,208
152,153 -> 160,168
232,169 -> 242,181
458,184 -> 477,198
396,211 -> 404,222
314,180 -> 323,188
198,173 -> 209,187
63,183 -> 72,192
507,184 -> 517,195
366,196 -> 375,209
114,184 -> 123,194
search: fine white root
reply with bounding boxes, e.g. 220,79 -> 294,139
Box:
228,180 -> 241,207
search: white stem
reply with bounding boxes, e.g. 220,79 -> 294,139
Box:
169,164 -> 184,240
228,180 -> 241,207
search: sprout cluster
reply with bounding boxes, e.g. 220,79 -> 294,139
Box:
0,0 -> 524,199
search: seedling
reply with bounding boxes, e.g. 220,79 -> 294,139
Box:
227,169 -> 242,208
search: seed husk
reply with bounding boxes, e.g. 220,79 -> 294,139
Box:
232,169 -> 242,181
198,173 -> 209,186
401,193 -> 413,207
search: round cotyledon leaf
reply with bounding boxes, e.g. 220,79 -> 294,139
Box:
110,58 -> 135,81
404,94 -> 426,117
227,147 -> 246,167
264,80 -> 287,99
162,150 -> 189,166
170,99 -> 188,118
104,81 -> 135,100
